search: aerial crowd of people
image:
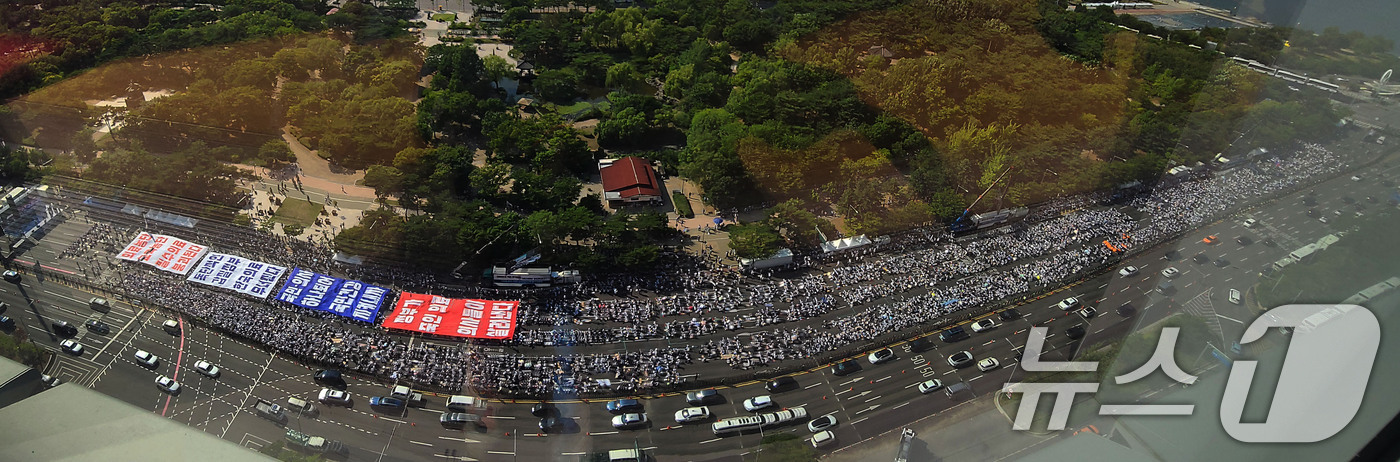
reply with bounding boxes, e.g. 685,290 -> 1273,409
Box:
60,142 -> 1343,397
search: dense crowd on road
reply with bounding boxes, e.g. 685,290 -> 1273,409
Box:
81,142 -> 1344,396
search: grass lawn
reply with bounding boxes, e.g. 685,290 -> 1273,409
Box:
431,13 -> 457,22
548,100 -> 610,118
272,198 -> 324,227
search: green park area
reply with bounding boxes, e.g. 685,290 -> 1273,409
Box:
273,198 -> 324,228
431,13 -> 456,22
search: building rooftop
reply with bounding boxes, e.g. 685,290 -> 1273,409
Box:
0,383 -> 273,462
599,157 -> 661,200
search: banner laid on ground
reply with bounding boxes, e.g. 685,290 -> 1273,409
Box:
117,232 -> 208,275
274,268 -> 388,323
380,292 -> 519,339
186,253 -> 287,299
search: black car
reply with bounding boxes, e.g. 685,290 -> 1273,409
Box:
1116,303 -> 1136,317
1193,252 -> 1209,264
0,316 -> 13,329
686,389 -> 722,406
1367,196 -> 1378,203
1235,235 -> 1252,246
1261,238 -> 1277,247
1303,197 -> 1317,206
539,416 -> 562,433
1066,325 -> 1086,340
531,403 -> 557,417
907,337 -> 933,353
998,308 -> 1022,321
766,376 -> 798,393
314,369 -> 347,390
1,270 -> 18,283
832,360 -> 860,376
1163,249 -> 1181,261
606,399 -> 643,413
84,319 -> 110,335
1213,258 -> 1230,268
51,320 -> 78,338
0,302 -> 7,314
939,326 -> 968,342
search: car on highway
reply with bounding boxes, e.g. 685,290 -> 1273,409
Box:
998,308 -> 1021,321
812,430 -> 835,448
917,379 -> 943,394
318,388 -> 350,406
0,316 -> 12,329
908,337 -> 933,352
606,399 -> 643,413
440,412 -> 483,430
60,339 -> 83,355
161,319 -> 180,334
51,320 -> 77,338
947,351 -> 973,368
2,270 -> 19,283
84,319 -> 109,335
686,388 -> 722,405
1163,249 -> 1181,260
674,406 -> 711,423
1193,252 -> 1209,264
611,412 -> 647,429
1242,218 -> 1257,228
1161,267 -> 1180,278
1261,238 -> 1277,247
1078,307 -> 1097,319
1118,266 -> 1138,277
977,358 -> 1000,372
868,348 -> 895,364
1235,235 -> 1252,245
1066,324 -> 1086,340
369,396 -> 405,409
531,402 -> 556,417
939,325 -> 968,342
743,395 -> 774,412
134,350 -> 159,368
1202,235 -> 1219,245
154,376 -> 180,394
41,374 -> 59,388
314,369 -> 347,390
1116,304 -> 1136,317
970,318 -> 997,333
1319,216 -> 1330,224
1228,289 -> 1242,305
1056,297 -> 1081,311
1213,257 -> 1230,268
193,360 -> 221,378
808,414 -> 838,432
832,359 -> 860,376
539,416 -> 562,433
766,376 -> 797,393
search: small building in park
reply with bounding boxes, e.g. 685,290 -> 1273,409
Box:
599,157 -> 663,204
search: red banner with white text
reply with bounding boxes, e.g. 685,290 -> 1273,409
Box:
380,292 -> 519,339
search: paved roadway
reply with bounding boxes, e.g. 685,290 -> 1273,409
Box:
2,144 -> 1394,462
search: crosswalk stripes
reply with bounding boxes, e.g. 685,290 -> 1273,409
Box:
1179,288 -> 1226,344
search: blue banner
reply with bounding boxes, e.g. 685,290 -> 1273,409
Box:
276,268 -> 389,323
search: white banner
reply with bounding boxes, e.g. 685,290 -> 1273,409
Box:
187,252 -> 287,299
119,233 -> 207,275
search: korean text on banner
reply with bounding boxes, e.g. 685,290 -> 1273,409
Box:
117,232 -> 156,261
380,292 -> 518,339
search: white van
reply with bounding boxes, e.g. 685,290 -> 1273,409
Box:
447,395 -> 487,413
1228,289 -> 1242,305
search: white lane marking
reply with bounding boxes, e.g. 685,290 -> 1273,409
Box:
590,431 -> 618,436
804,383 -> 822,390
874,375 -> 892,383
970,375 -> 984,382
892,402 -> 910,410
699,438 -> 722,445
863,395 -> 882,403
436,436 -> 481,443
409,440 -> 432,447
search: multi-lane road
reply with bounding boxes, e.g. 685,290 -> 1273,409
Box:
2,144 -> 1396,462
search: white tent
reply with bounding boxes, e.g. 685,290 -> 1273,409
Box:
821,235 -> 872,253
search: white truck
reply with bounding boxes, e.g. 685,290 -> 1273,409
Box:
285,429 -> 348,455
447,395 -> 489,414
254,398 -> 287,424
390,385 -> 426,407
760,406 -> 808,428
